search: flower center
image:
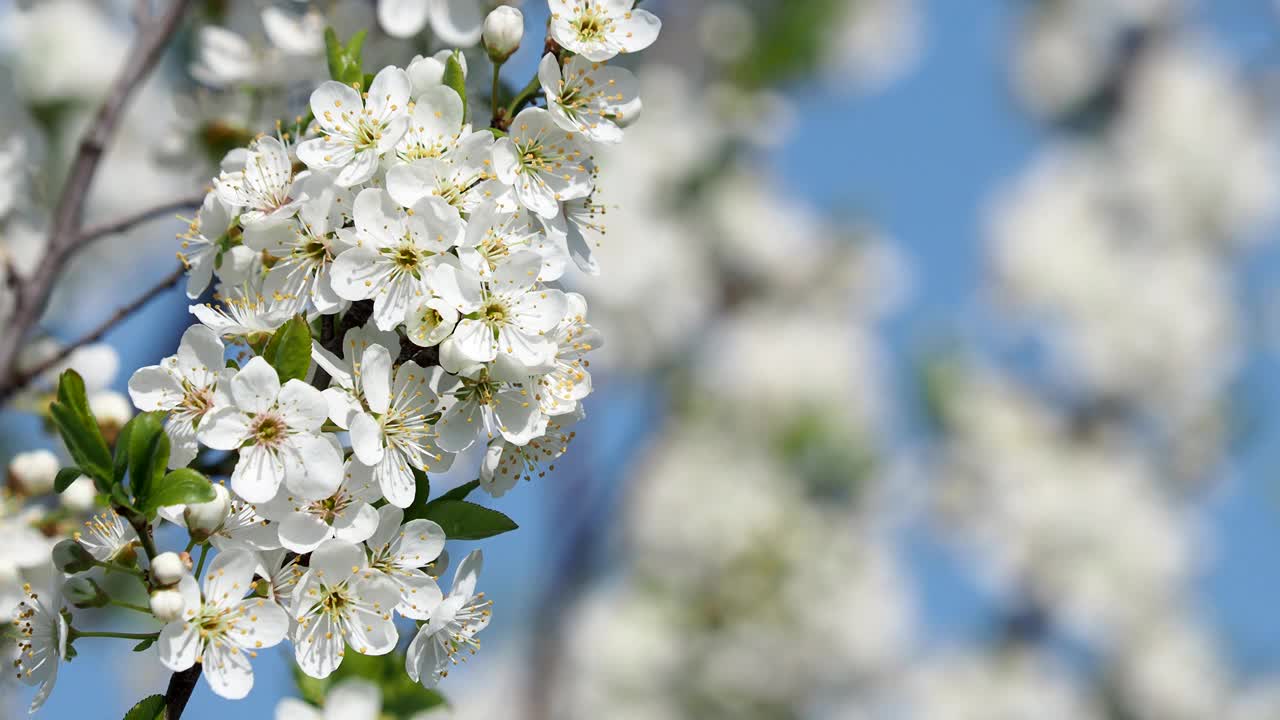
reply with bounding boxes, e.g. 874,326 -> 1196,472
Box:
482,301 -> 508,325
318,584 -> 351,615
181,384 -> 214,417
390,242 -> 424,275
307,491 -> 351,524
353,117 -> 384,152
249,413 -> 287,448
573,9 -> 609,43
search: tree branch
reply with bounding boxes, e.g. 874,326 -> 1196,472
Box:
0,0 -> 193,401
0,265 -> 186,401
163,664 -> 203,718
77,195 -> 204,246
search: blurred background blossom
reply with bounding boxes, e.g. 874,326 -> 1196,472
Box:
6,0 -> 1280,718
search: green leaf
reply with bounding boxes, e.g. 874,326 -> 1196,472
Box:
436,479 -> 479,504
143,469 -> 216,515
131,637 -> 156,653
113,415 -> 135,486
324,27 -> 367,85
421,500 -> 517,540
324,27 -> 344,80
122,694 -> 165,720
54,467 -> 83,493
126,413 -> 170,507
49,399 -> 112,485
444,51 -> 468,123
263,315 -> 313,384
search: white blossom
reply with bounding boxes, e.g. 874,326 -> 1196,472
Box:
157,550 -> 289,699
197,357 -> 343,503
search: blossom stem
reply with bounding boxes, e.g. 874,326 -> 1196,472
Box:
492,61 -> 504,124
183,537 -> 198,554
109,599 -> 153,615
96,560 -> 147,580
194,544 -> 211,579
72,630 -> 159,641
505,73 -> 542,121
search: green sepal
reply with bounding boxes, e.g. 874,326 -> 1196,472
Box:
444,51 -> 468,123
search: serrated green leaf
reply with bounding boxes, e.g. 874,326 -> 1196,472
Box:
127,413 -> 169,508
264,315 -> 312,384
143,468 -> 215,515
437,479 -> 479,503
54,467 -> 82,493
131,637 -> 156,653
122,694 -> 165,720
49,401 -> 112,485
421,500 -> 517,540
444,51 -> 468,124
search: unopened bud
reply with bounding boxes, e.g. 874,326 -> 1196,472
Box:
89,391 -> 133,444
8,449 -> 59,496
52,539 -> 96,574
150,552 -> 189,587
149,588 -> 186,622
184,484 -> 230,540
63,577 -> 109,608
60,476 -> 97,513
483,6 -> 524,63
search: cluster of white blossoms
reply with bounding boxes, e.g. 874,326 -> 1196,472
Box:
4,1 -> 662,714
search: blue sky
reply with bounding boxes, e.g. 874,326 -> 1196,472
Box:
26,0 -> 1280,716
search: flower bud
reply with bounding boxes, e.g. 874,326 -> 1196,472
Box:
60,476 -> 97,513
184,483 -> 230,540
150,552 -> 189,588
52,539 -> 96,574
8,449 -> 59,496
483,6 -> 524,63
149,588 -> 186,622
89,391 -> 133,444
63,576 -> 109,608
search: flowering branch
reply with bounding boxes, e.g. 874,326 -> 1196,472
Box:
0,0 -> 192,403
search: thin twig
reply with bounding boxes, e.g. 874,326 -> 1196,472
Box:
0,265 -> 185,400
77,195 -> 203,246
0,0 -> 193,401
